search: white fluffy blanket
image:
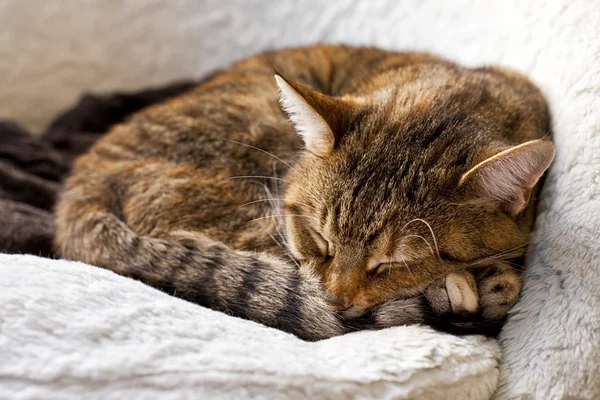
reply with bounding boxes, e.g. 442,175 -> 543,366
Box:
0,254 -> 500,400
1,0 -> 599,398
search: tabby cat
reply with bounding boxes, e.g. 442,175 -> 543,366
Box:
54,45 -> 554,340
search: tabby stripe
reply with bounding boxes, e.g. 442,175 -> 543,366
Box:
122,234 -> 141,262
274,273 -> 305,334
339,311 -> 378,333
229,259 -> 264,320
188,250 -> 223,309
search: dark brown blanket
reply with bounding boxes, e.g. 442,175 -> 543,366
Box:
0,81 -> 196,257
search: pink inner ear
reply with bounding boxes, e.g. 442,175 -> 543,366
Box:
461,140 -> 555,216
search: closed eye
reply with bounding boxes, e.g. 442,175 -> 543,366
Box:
366,259 -> 401,275
369,262 -> 395,276
367,249 -> 424,276
308,228 -> 334,258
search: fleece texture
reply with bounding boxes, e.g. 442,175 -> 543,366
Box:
0,82 -> 195,257
1,0 -> 599,398
0,254 -> 500,400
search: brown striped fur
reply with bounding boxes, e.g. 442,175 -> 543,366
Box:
54,44 -> 553,340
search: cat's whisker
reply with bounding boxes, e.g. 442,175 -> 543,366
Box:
269,166 -> 296,261
226,175 -> 291,184
467,242 -> 530,268
238,198 -> 317,211
265,230 -> 300,268
274,215 -> 288,247
403,218 -> 441,259
284,250 -> 301,269
223,138 -> 312,185
257,178 -> 293,252
273,162 -> 281,199
238,198 -> 282,209
224,139 -> 322,209
500,261 -> 526,272
260,183 -> 289,244
248,214 -> 319,224
499,241 -> 530,254
274,214 -> 293,246
485,242 -> 530,260
402,234 -> 436,258
225,175 -> 314,196
266,229 -> 284,249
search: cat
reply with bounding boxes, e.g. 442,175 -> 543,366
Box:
54,44 -> 554,341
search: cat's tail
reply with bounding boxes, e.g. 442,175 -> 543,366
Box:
55,171 -> 437,340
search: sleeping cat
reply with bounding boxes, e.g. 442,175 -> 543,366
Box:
54,44 -> 554,340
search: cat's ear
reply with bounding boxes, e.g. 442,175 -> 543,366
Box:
275,74 -> 348,157
459,139 -> 555,217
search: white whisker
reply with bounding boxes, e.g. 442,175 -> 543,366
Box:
265,229 -> 300,268
249,179 -> 301,270
239,198 -> 283,208
271,163 -> 293,255
469,242 -> 530,268
226,175 -> 290,183
403,218 -> 441,259
499,261 -> 525,272
486,242 -> 530,259
272,162 -> 280,199
238,198 -> 317,211
248,214 -> 319,224
402,234 -> 436,257
225,175 -> 314,196
223,138 -> 311,184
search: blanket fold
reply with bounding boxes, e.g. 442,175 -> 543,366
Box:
0,253 -> 501,400
0,81 -> 196,257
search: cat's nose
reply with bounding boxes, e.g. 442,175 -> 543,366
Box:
327,299 -> 352,312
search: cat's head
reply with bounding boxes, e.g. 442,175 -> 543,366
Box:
275,65 -> 554,316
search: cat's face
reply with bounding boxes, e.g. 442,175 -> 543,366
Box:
275,68 -> 553,316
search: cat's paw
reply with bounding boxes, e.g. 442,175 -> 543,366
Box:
476,264 -> 522,320
425,264 -> 522,320
425,272 -> 479,316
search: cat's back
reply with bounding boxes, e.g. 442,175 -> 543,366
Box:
70,45 -> 440,172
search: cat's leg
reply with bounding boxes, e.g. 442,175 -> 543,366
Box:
425,262 -> 522,320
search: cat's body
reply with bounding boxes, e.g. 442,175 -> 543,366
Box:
55,45 -> 553,340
